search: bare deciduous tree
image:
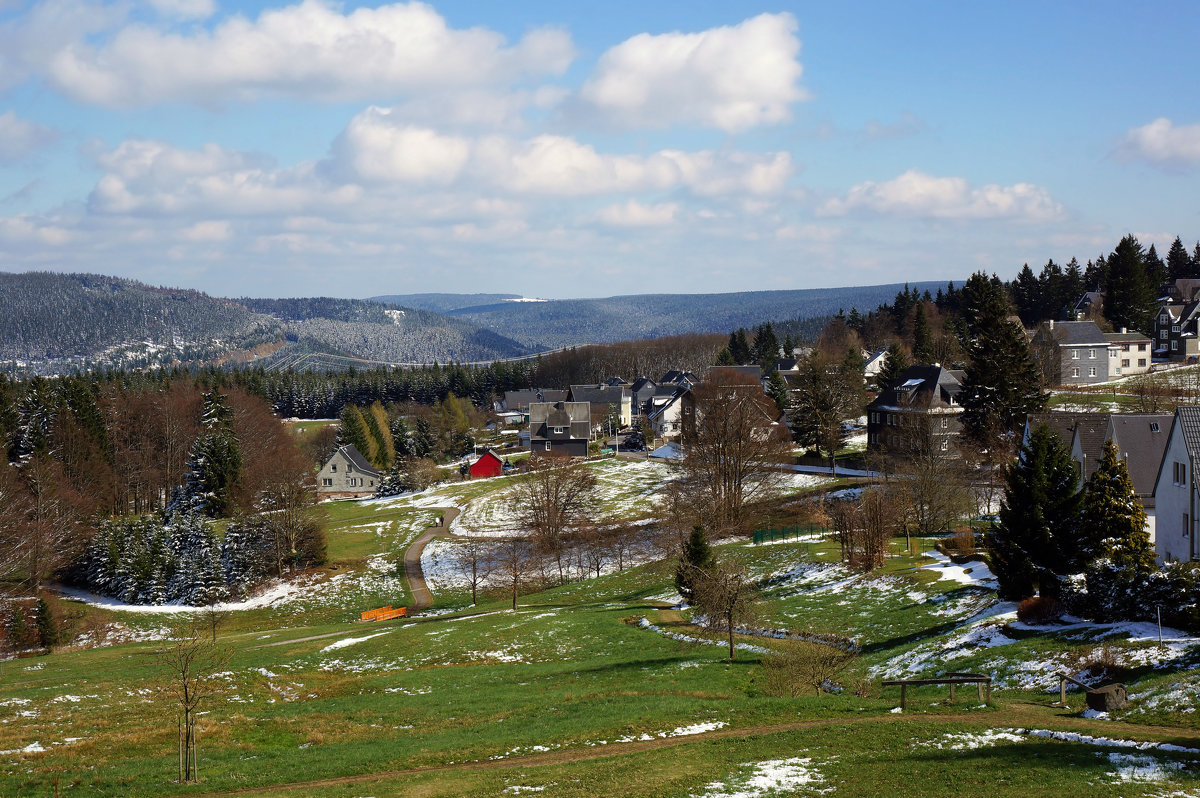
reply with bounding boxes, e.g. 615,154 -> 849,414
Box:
453,537 -> 494,606
762,639 -> 860,696
881,416 -> 974,550
492,536 -> 538,611
510,457 -> 597,584
691,557 -> 757,660
679,372 -> 792,535
157,618 -> 228,783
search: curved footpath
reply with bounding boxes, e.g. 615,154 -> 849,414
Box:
402,507 -> 461,613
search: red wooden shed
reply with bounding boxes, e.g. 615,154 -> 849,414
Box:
469,449 -> 504,479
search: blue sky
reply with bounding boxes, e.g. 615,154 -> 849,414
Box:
0,1 -> 1197,299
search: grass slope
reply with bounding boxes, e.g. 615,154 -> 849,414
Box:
3,461 -> 1199,797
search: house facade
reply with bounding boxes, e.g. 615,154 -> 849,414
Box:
528,401 -> 591,458
468,449 -> 505,479
568,385 -> 632,430
317,445 -> 382,499
866,365 -> 965,456
1152,406 -> 1200,563
1106,330 -> 1153,377
1153,302 -> 1200,361
1030,320 -> 1112,385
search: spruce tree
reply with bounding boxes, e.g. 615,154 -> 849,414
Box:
1167,236 -> 1193,282
912,303 -> 933,363
875,343 -> 909,391
338,404 -> 374,462
959,273 -> 1044,442
1145,243 -> 1167,291
990,424 -> 1082,599
1079,439 -> 1155,572
767,371 -> 790,414
675,526 -> 713,604
35,598 -> 58,648
1104,235 -> 1156,333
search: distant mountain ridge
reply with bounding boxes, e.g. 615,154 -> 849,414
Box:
372,283 -> 953,350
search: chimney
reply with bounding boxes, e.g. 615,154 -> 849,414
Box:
1048,320 -> 1054,329
1121,327 -> 1127,334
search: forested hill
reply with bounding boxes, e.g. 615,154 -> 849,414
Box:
239,297 -> 532,366
368,293 -> 524,314
372,283 -> 952,350
0,272 -> 280,373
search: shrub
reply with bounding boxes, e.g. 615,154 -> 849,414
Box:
1016,595 -> 1064,625
762,639 -> 859,697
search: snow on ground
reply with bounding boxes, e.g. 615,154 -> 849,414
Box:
918,729 -> 1026,750
320,631 -> 391,652
920,550 -> 998,589
56,575 -> 325,614
694,756 -> 833,797
638,618 -> 769,655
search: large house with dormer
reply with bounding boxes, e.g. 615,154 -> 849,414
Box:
866,365 -> 965,457
317,445 -> 382,499
528,401 -> 591,458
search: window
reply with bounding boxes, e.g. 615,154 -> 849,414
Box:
940,418 -> 948,429
1172,340 -> 1180,351
1185,513 -> 1191,537
1149,422 -> 1160,433
553,426 -> 565,434
1139,344 -> 1147,351
330,464 -> 337,472
1161,329 -> 1169,339
322,478 -> 333,487
1071,367 -> 1079,377
1089,367 -> 1097,377
1174,325 -> 1181,332
940,439 -> 949,451
545,441 -> 552,451
1088,349 -> 1096,359
1176,462 -> 1187,485
1071,349 -> 1079,359
369,480 -> 375,487
1121,359 -> 1130,368
1139,358 -> 1147,366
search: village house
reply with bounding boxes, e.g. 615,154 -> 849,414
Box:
1152,406 -> 1200,563
567,384 -> 632,431
468,449 -> 505,479
1026,411 -> 1171,548
317,444 -> 382,499
503,389 -> 569,414
528,401 -> 591,458
1153,299 -> 1200,361
1029,320 -> 1112,385
866,365 -> 965,456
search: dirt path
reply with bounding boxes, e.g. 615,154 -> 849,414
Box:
185,703 -> 1196,797
403,507 -> 461,612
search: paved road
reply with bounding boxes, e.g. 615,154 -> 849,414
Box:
402,507 -> 461,613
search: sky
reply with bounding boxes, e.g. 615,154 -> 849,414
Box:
0,0 -> 1197,299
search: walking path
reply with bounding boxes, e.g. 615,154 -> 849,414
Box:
402,507 -> 461,612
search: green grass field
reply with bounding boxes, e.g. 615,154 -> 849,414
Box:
3,460 -> 1199,797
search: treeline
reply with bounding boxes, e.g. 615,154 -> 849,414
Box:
0,376 -> 321,602
530,334 -> 726,387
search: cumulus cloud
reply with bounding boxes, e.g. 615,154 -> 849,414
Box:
578,12 -> 805,132
322,107 -> 793,196
1118,117 -> 1200,168
0,111 -> 58,163
819,169 -> 1063,221
595,199 -> 678,227
42,0 -> 575,106
143,0 -> 215,20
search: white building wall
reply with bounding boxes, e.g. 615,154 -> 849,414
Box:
1153,427 -> 1194,564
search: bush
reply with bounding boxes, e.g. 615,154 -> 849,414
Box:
1016,595 -> 1064,625
762,639 -> 859,697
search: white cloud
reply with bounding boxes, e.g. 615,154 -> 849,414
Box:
0,214 -> 71,245
0,110 -> 57,163
329,108 -> 470,184
595,199 -> 678,227
182,220 -> 230,241
578,12 -> 805,132
1119,117 -> 1200,168
819,169 -> 1063,221
42,0 -> 575,106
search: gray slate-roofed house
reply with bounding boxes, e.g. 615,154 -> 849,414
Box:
866,365 -> 965,456
1029,411 -> 1171,555
630,377 -> 657,419
503,389 -> 569,413
568,384 -> 631,429
1153,301 -> 1200,361
1153,406 -> 1200,563
1030,320 -> 1112,385
529,401 -> 591,458
1105,330 -> 1153,376
317,444 -> 382,499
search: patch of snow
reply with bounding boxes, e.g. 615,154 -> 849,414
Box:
920,550 -> 998,589
695,756 -> 832,797
1103,752 -> 1184,783
320,631 -> 391,652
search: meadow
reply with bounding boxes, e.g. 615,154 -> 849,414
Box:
2,459 -> 1199,797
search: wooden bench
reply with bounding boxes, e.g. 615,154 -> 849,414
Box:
360,606 -> 407,622
881,672 -> 992,710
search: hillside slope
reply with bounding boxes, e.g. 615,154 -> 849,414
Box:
376,283 -> 952,349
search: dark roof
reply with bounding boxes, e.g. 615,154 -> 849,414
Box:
1105,331 -> 1152,343
630,377 -> 656,392
336,444 -> 382,477
1025,411 -> 1109,448
569,384 -> 629,404
1042,320 -> 1109,345
706,365 -> 763,384
1108,414 -> 1173,497
504,389 -> 568,409
1175,406 -> 1200,461
1072,416 -> 1111,482
775,358 -> 799,372
473,449 -> 503,465
868,365 -> 964,412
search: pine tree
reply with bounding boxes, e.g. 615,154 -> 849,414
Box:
731,329 -> 752,364
1104,235 -> 1155,333
766,371 -> 790,414
675,526 -> 713,604
875,343 -> 909,391
912,303 -> 933,363
1079,439 -> 1155,572
35,598 -> 57,648
990,424 -> 1083,600
339,404 -> 374,462
1167,236 -> 1194,282
959,273 -> 1044,442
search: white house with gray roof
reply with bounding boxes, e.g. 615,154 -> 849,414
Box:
1153,406 -> 1200,563
318,444 -> 382,499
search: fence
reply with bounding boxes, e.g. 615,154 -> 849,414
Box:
753,525 -> 830,545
